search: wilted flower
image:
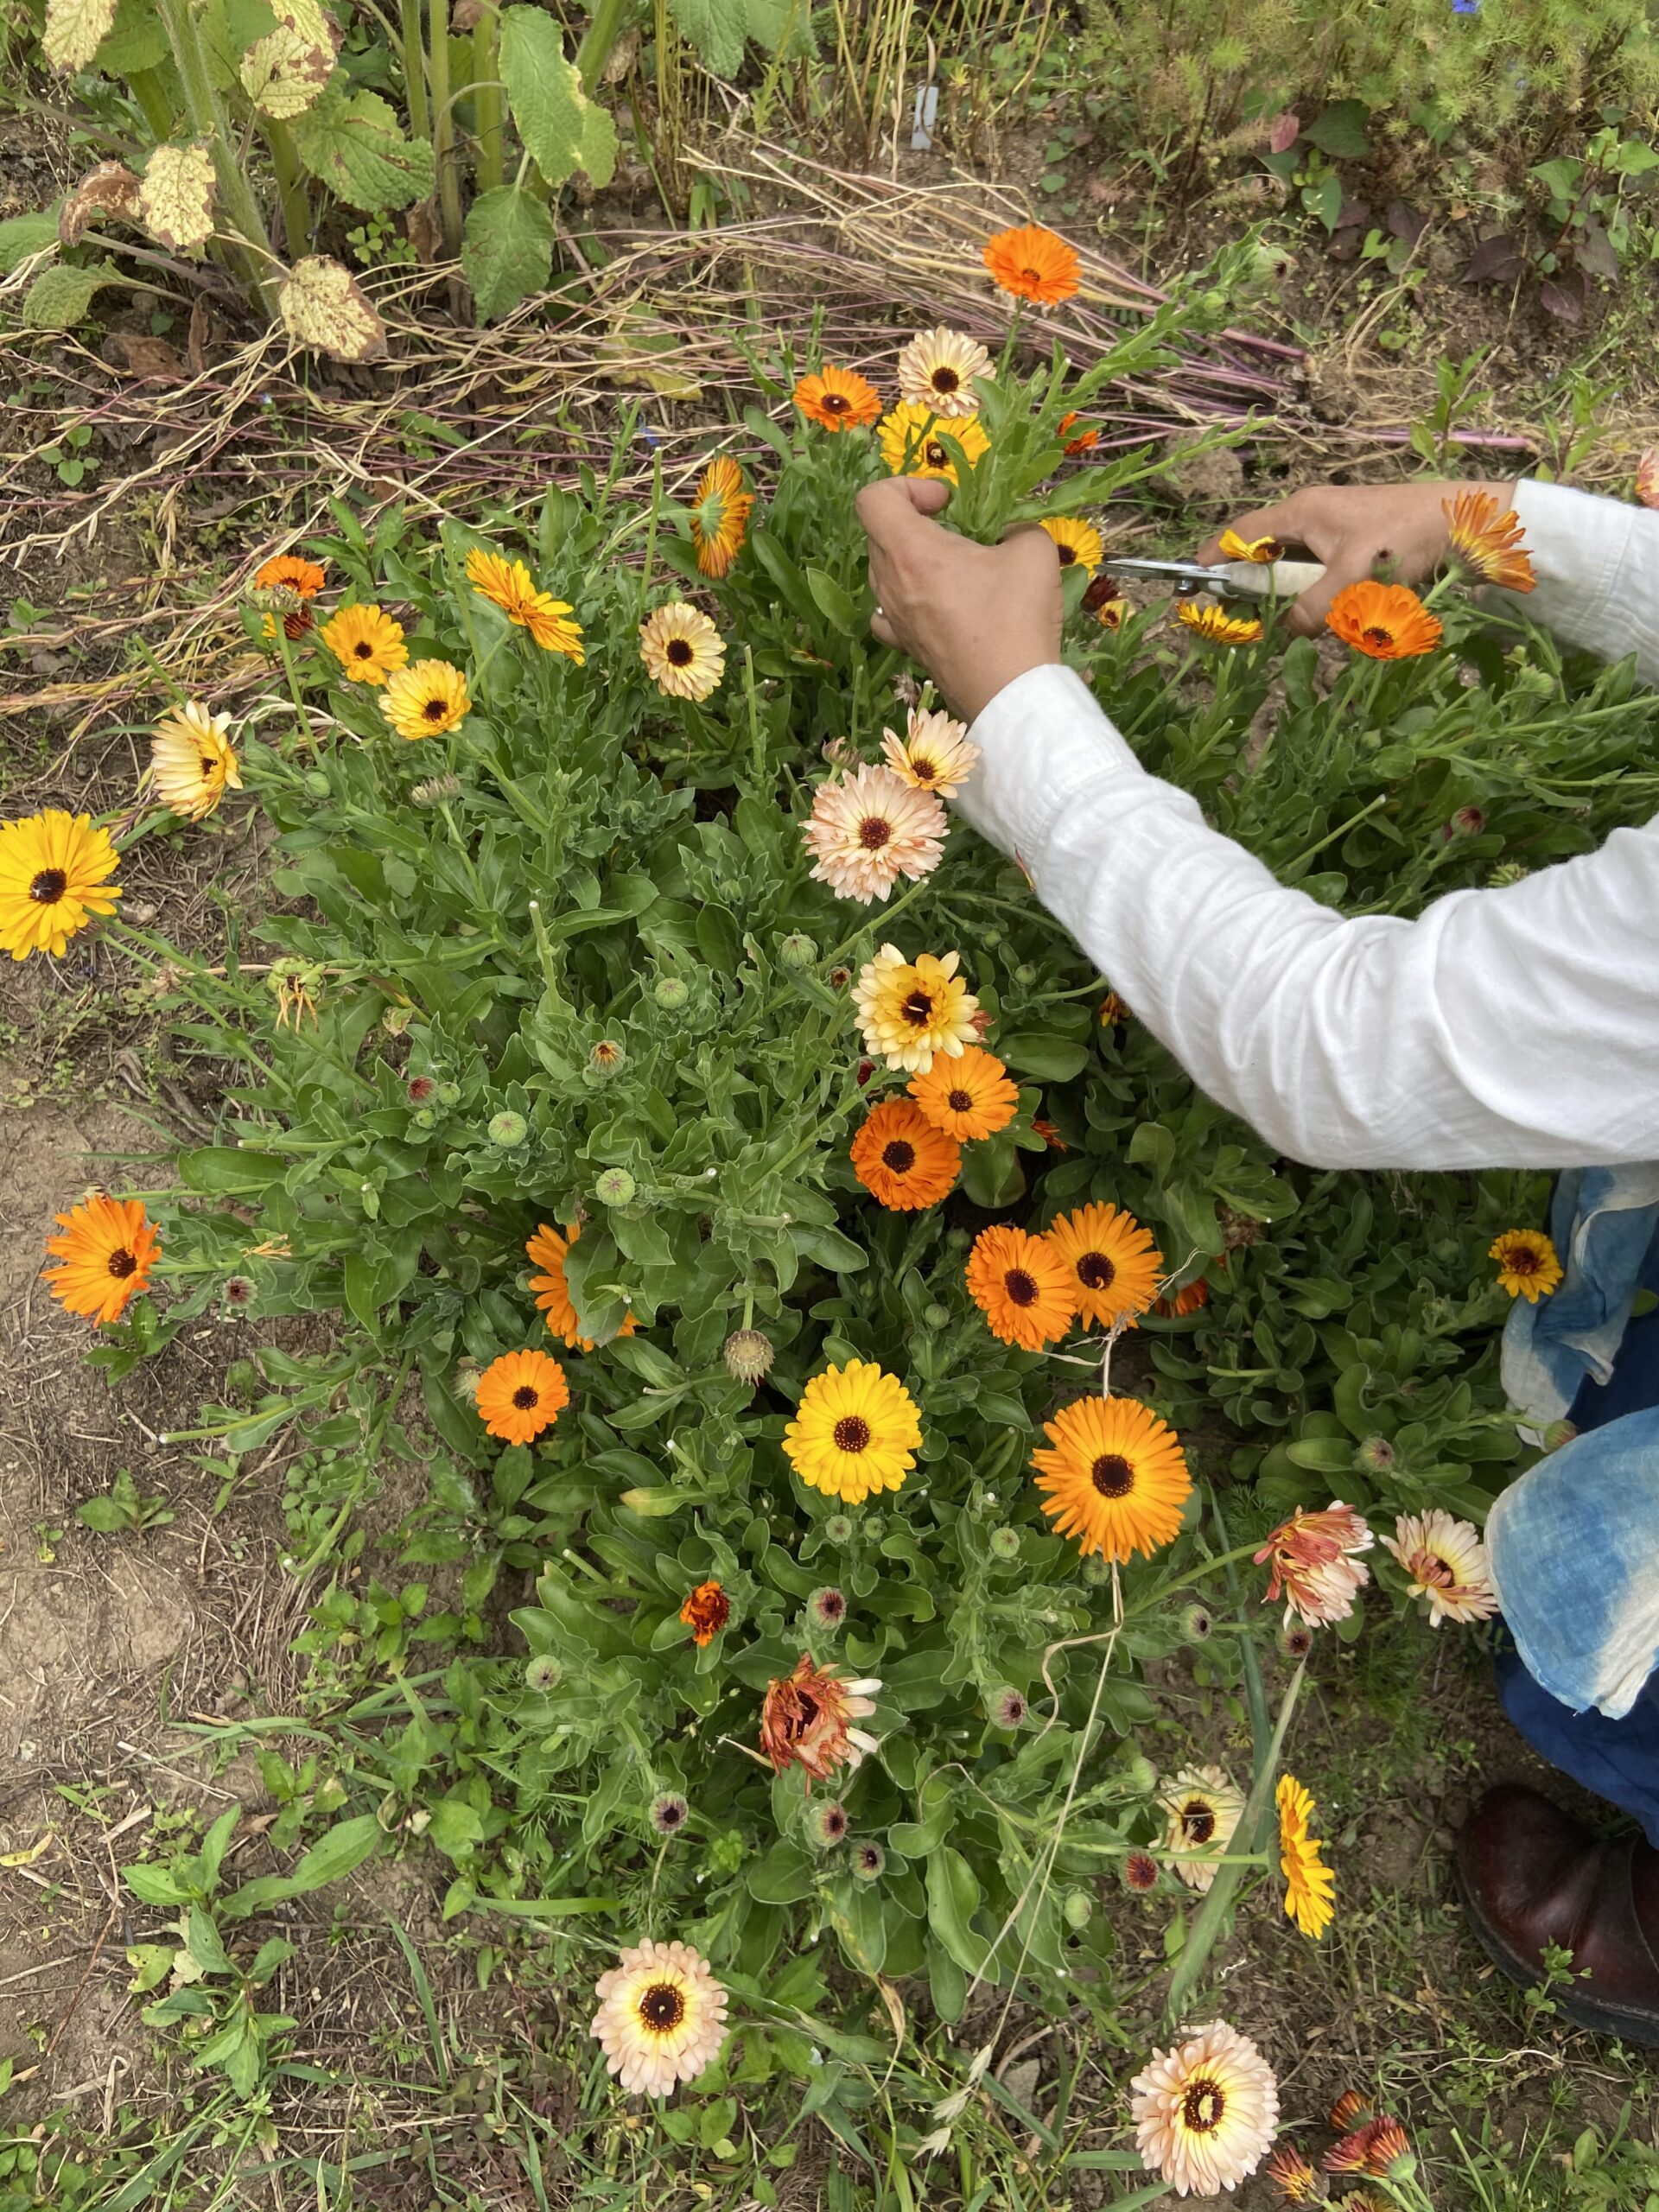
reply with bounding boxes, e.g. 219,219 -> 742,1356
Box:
723,1327 -> 775,1384
1130,2021 -> 1280,2196
270,961 -> 324,1029
1325,2115 -> 1411,2178
679,1581 -> 730,1647
222,1273 -> 255,1309
1264,2145 -> 1321,2202
759,1655 -> 881,1784
1122,1852 -> 1160,1892
1279,1622 -> 1313,1662
1328,2090 -> 1373,2133
1255,1502 -> 1373,1629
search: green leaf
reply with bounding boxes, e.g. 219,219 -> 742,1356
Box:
997,1033 -> 1088,1082
499,5 -> 616,191
670,0 -> 803,77
185,1905 -> 233,1979
284,1813 -> 381,1892
1302,100 -> 1370,160
294,86 -> 436,212
180,1147 -> 287,1193
0,211 -> 60,274
76,1496 -> 131,1530
124,1862 -> 191,1906
804,565 -> 859,637
21,258 -> 123,331
461,185 -> 553,322
426,1799 -> 485,1857
747,1841 -> 817,1904
96,0 -> 170,72
925,1846 -> 993,1976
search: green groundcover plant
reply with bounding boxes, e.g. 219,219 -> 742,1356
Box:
16,228 -> 1659,2177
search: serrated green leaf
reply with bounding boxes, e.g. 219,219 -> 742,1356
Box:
294,86 -> 436,212
499,6 -> 614,190
461,185 -> 553,321
669,0 -> 804,77
0,211 -> 59,273
96,0 -> 171,73
21,258 -> 122,330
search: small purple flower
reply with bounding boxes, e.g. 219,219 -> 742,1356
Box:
1452,0 -> 1478,13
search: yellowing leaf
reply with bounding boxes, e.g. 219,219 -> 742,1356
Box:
138,143 -> 218,255
42,0 -> 118,71
240,9 -> 340,121
596,306 -> 703,400
276,254 -> 386,362
0,1831 -> 53,1868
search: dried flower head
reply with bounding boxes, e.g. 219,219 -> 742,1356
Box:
759,1655 -> 881,1784
679,1580 -> 730,1647
649,1791 -> 690,1838
810,1801 -> 850,1848
723,1327 -> 775,1384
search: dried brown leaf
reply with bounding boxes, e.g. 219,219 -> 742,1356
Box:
276,254 -> 387,362
59,161 -> 143,248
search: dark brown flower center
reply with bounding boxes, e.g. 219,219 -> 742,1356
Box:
910,755 -> 938,781
833,1415 -> 872,1454
1505,1245 -> 1541,1274
947,1089 -> 973,1113
29,868 -> 67,905
1077,1251 -> 1115,1290
900,988 -> 934,1027
512,1384 -> 539,1409
107,1248 -> 137,1279
1091,1452 -> 1134,1496
859,815 -> 892,850
1363,626 -> 1393,648
924,441 -> 949,468
823,1806 -> 848,1837
1055,542 -> 1077,565
1181,1801 -> 1217,1845
931,366 -> 960,393
637,1981 -> 685,2032
666,637 -> 693,666
881,1140 -> 915,1173
423,697 -> 447,721
1005,1268 -> 1039,1307
353,640 -> 374,658
199,754 -> 217,774
1182,2079 -> 1225,2134
823,391 -> 849,415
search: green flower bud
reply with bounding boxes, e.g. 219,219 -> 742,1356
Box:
1014,963 -> 1039,986
1543,1419 -> 1579,1452
850,1840 -> 885,1884
988,1526 -> 1021,1561
980,927 -> 1003,949
594,1167 -> 637,1206
524,1655 -> 563,1693
302,769 -> 332,798
1179,1602 -> 1214,1643
778,931 -> 817,968
1355,1435 -> 1395,1474
487,1109 -> 528,1147
435,1081 -> 461,1109
588,1040 -> 625,1077
1082,1553 -> 1113,1586
412,1108 -> 436,1129
654,976 -> 691,1010
922,1301 -> 951,1329
824,1513 -> 855,1545
1062,1887 -> 1093,1930
862,1515 -> 885,1543
1119,1752 -> 1158,1797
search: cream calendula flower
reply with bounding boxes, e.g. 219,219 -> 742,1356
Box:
880,706 -> 979,798
639,600 -> 725,700
1160,1766 -> 1245,1895
1383,1509 -> 1499,1625
149,702 -> 242,821
1130,2020 -> 1280,2196
589,1937 -> 728,2097
801,762 -> 946,904
853,944 -> 979,1073
895,326 -> 993,418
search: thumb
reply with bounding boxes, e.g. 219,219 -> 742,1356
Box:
855,474 -> 954,546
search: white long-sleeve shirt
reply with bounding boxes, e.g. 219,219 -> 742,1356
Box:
955,480 -> 1659,1171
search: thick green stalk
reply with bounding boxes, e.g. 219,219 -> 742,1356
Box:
428,0 -> 464,257
399,0 -> 430,144
157,0 -> 276,302
126,64 -> 177,141
575,0 -> 632,96
263,118 -> 312,258
472,2 -> 504,192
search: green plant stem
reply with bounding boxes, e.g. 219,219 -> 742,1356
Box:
262,118 -> 312,258
575,0 -> 632,95
399,0 -> 431,142
157,0 -> 277,305
127,65 -> 177,141
472,1 -> 505,191
428,0 -> 465,258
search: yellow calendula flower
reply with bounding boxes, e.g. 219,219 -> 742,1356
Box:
1489,1227 -> 1563,1302
320,603 -> 408,685
689,455 -> 752,580
1276,1773 -> 1335,1939
379,660 -> 470,741
0,809 -> 121,960
465,547 -> 585,662
783,1359 -> 922,1505
877,400 -> 989,483
639,600 -> 725,701
1175,599 -> 1264,646
149,702 -> 242,821
1217,528 -> 1283,563
852,943 -> 980,1073
1039,515 -> 1103,575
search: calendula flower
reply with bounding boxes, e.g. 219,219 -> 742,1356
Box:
1264,2145 -> 1321,2202
990,1688 -> 1028,1728
254,553 -> 326,597
1130,2020 -> 1280,2197
319,602 -> 408,684
907,1043 -> 1018,1141
1098,990 -> 1131,1027
783,1359 -> 922,1505
689,455 -> 752,580
639,600 -> 725,701
1256,1502 -> 1373,1629
589,1938 -> 728,2097
851,1839 -> 886,1881
1489,1226 -> 1562,1302
1444,489 -> 1535,593
679,1580 -> 730,1646
1176,598 -> 1264,646
1032,1395 -> 1192,1561
760,1654 -> 882,1782
1637,447 -> 1659,509
1326,580 -> 1442,659
850,1097 -> 961,1211
1328,2090 -> 1373,2133
966,1224 -> 1074,1350
880,705 -> 979,798
853,944 -> 979,1073
1277,1773 -> 1335,1939
807,1586 -> 847,1630
1039,515 -> 1104,574
1160,1766 -> 1245,1894
1092,592 -> 1129,631
1217,528 -> 1283,563
1383,1510 -> 1500,1624
723,1327 -> 774,1383
526,1221 -> 636,1351
1123,1851 -> 1160,1892
983,222 -> 1080,305
0,810 -> 121,960
42,1192 -> 159,1324
465,548 -> 584,661
1058,410 -> 1098,454
1325,2116 -> 1410,2176
148,702 -> 242,821
379,661 -> 470,741
810,1800 -> 849,1847
802,763 -> 947,904
793,362 -> 882,430
877,401 -> 989,483
1154,1276 -> 1211,1319
475,1348 -> 569,1445
1046,1203 -> 1163,1330
648,1792 -> 689,1837
895,325 -> 992,417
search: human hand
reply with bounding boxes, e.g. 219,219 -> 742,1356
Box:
856,476 -> 1064,724
1195,478 -> 1518,638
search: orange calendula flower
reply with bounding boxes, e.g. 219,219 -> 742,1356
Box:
0,809 -> 121,961
1154,1276 -> 1211,1319
1490,1226 -> 1562,1302
1256,1501 -> 1373,1629
1325,2116 -> 1410,2177
983,221 -> 1080,305
849,1096 -> 961,1211
877,400 -> 989,484
1328,2091 -> 1374,2133
1032,1395 -> 1191,1560
254,553 -> 326,597
966,1224 -> 1076,1351
680,1580 -> 730,1646
465,548 -> 585,662
1033,1116 -> 1069,1151
759,1654 -> 881,1783
1444,489 -> 1535,593
1176,598 -> 1264,646
526,1220 -> 635,1350
1217,528 -> 1283,563
475,1348 -> 569,1444
1058,410 -> 1098,454
320,602 -> 407,685
1039,514 -> 1103,574
42,1192 -> 159,1325
1098,990 -> 1131,1027
793,363 -> 881,431
1326,579 -> 1442,658
1046,1203 -> 1164,1330
689,455 -> 752,580
1265,2145 -> 1321,2202
907,1042 -> 1018,1141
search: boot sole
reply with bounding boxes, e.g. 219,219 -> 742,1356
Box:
1454,1853 -> 1659,2049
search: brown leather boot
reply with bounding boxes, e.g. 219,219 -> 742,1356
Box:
1456,1782 -> 1659,2044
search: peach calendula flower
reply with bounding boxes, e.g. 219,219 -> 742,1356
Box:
1382,1509 -> 1499,1624
589,1937 -> 728,2098
1176,598 -> 1264,646
880,705 -> 979,798
679,1580 -> 730,1647
1637,447 -> 1659,509
1046,1202 -> 1164,1330
639,600 -> 725,701
1039,514 -> 1103,575
1489,1226 -> 1562,1302
1217,528 -> 1284,563
1444,489 -> 1535,593
1058,410 -> 1098,454
849,1096 -> 961,1211
43,1192 -> 159,1325
907,1042 -> 1018,1141
877,400 -> 989,483
966,1224 -> 1074,1351
1277,1773 -> 1335,1940
689,455 -> 752,580
320,602 -> 407,684
1325,2115 -> 1411,2177
148,702 -> 241,822
793,362 -> 881,431
853,944 -> 979,1073
379,660 -> 470,741
760,1654 -> 882,1783
526,1220 -> 635,1350
1326,579 -> 1442,658
1160,1766 -> 1244,1894
1265,2145 -> 1321,2202
983,221 -> 1080,306
1130,2020 -> 1280,2197
464,547 -> 584,662
801,762 -> 947,905
1328,2090 -> 1373,2133
0,809 -> 121,961
254,553 -> 326,597
1032,1395 -> 1191,1560
474,1348 -> 569,1445
1256,1501 -> 1373,1629
783,1359 -> 921,1505
894,325 -> 992,418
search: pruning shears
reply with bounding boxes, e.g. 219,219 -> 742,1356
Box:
1105,556 -> 1328,601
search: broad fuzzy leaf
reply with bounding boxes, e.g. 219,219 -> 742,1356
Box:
42,0 -> 118,71
276,254 -> 387,360
59,160 -> 143,245
669,0 -> 805,79
139,143 -> 218,253
94,0 -> 169,73
498,5 -> 617,189
294,86 -> 436,211
21,257 -> 123,329
461,184 -> 553,322
241,3 -> 340,121
0,210 -> 62,273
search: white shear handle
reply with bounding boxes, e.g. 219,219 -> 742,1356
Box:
1213,557 -> 1327,601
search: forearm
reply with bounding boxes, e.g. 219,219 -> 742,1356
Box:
1509,480 -> 1659,682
